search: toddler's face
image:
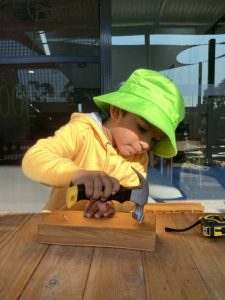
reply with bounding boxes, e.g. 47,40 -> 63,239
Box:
109,111 -> 164,157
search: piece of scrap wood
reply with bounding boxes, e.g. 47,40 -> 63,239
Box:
38,211 -> 156,252
144,202 -> 205,213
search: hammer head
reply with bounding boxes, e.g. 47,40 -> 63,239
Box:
130,167 -> 149,222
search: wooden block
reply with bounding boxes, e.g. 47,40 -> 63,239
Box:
144,202 -> 205,213
38,211 -> 156,252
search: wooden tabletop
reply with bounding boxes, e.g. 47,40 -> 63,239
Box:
0,212 -> 225,300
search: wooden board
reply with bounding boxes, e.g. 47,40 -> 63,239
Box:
83,248 -> 147,300
38,211 -> 156,252
172,213 -> 225,299
142,213 -> 211,300
144,202 -> 205,213
20,245 -> 94,300
0,214 -> 49,300
0,213 -> 32,250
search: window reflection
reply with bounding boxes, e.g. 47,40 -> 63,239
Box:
0,0 -> 100,57
0,1 -> 101,165
111,0 -> 225,206
0,63 -> 101,163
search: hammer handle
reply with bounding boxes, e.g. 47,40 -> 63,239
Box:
77,184 -> 132,203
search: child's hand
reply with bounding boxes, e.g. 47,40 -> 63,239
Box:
71,170 -> 120,201
84,200 -> 115,218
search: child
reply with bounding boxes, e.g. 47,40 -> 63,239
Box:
22,69 -> 184,218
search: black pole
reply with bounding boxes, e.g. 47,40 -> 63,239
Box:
198,62 -> 202,107
99,0 -> 112,94
206,38 -> 216,164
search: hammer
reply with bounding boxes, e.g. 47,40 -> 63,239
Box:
66,168 -> 149,222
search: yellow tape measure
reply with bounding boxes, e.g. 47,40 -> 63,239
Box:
165,214 -> 225,237
201,215 -> 225,237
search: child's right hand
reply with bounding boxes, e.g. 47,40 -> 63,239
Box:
70,170 -> 120,201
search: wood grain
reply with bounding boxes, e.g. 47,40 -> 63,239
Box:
20,245 -> 94,300
172,213 -> 225,299
0,214 -> 48,300
142,213 -> 211,300
144,202 -> 205,213
2,212 -> 224,300
0,213 -> 32,249
83,248 -> 146,300
38,211 -> 156,251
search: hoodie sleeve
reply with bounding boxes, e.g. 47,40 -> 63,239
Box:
22,121 -> 84,188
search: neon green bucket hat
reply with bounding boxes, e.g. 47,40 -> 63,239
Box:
94,68 -> 185,158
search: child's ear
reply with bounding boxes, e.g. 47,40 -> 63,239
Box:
109,105 -> 121,120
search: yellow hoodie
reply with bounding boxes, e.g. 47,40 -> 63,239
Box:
22,112 -> 148,212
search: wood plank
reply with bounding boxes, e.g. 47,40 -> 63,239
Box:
83,248 -> 146,300
38,211 -> 156,251
144,202 -> 205,213
142,213 -> 211,300
0,212 -> 32,249
172,213 -> 225,299
0,214 -> 49,300
20,245 -> 94,300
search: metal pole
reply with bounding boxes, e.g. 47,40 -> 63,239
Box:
99,0 -> 112,93
205,38 -> 216,164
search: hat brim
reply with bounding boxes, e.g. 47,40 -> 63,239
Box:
94,91 -> 177,158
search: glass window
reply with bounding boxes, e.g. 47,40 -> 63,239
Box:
0,63 -> 100,163
0,0 -> 101,164
0,0 -> 101,212
111,0 -> 225,210
0,0 -> 99,57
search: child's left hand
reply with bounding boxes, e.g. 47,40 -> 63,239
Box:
84,199 -> 115,218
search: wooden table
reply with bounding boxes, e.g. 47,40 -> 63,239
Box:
0,212 -> 225,300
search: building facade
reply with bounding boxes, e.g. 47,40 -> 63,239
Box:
0,0 -> 225,207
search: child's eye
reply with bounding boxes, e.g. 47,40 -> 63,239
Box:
138,124 -> 147,132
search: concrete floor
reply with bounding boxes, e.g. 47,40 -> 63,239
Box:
0,165 -> 225,213
0,166 -> 50,212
